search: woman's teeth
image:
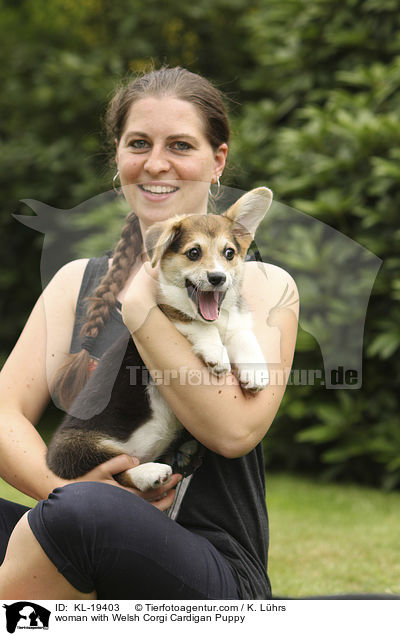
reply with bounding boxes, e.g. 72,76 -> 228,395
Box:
140,184 -> 178,194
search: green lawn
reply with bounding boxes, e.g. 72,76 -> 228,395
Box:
266,473 -> 400,598
1,473 -> 399,598
0,481 -> 36,508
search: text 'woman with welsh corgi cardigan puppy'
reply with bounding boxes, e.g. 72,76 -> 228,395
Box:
0,67 -> 299,602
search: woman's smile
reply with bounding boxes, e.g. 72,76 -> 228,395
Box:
137,181 -> 180,201
138,183 -> 179,195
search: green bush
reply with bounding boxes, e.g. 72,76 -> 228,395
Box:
231,0 -> 400,488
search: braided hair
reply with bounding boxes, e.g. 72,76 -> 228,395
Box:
55,212 -> 141,408
56,66 -> 230,409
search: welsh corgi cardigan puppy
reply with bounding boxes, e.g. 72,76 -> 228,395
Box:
46,187 -> 272,492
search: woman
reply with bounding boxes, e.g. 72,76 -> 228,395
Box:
0,67 -> 298,600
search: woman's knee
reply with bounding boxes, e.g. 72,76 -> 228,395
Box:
30,482 -> 139,540
24,483 -> 140,597
28,481 -> 158,562
0,513 -> 96,600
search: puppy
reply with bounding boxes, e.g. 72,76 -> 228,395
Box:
46,187 -> 272,492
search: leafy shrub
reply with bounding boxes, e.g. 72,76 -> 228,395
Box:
232,0 -> 400,488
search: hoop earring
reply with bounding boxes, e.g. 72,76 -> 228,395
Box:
209,175 -> 221,197
113,170 -> 120,194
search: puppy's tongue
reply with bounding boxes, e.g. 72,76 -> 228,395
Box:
198,291 -> 220,321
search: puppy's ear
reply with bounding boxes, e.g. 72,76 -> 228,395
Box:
144,216 -> 183,267
223,187 -> 273,242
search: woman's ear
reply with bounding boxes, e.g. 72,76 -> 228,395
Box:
213,143 -> 228,181
114,138 -> 119,168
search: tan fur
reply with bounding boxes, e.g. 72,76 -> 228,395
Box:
159,304 -> 193,323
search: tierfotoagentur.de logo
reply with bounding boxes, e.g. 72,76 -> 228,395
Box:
2,602 -> 51,633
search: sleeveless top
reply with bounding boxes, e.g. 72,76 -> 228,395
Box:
70,255 -> 271,599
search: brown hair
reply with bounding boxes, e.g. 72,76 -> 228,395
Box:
105,65 -> 230,150
56,66 -> 230,409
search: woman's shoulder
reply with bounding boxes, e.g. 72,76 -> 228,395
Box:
43,259 -> 90,310
243,260 -> 298,307
49,258 -> 90,288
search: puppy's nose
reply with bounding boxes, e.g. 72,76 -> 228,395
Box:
207,271 -> 226,286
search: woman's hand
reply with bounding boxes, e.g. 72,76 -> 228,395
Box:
72,455 -> 181,512
121,261 -> 160,333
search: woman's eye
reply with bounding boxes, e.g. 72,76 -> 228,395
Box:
224,248 -> 235,260
186,247 -> 201,261
171,141 -> 192,151
129,139 -> 149,150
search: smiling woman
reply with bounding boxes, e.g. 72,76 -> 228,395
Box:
0,66 -> 298,601
115,96 -> 228,232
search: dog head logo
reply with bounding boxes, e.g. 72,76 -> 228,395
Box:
13,184 -> 381,388
145,187 -> 273,322
2,602 -> 50,633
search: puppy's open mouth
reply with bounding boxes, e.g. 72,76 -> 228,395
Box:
185,280 -> 226,321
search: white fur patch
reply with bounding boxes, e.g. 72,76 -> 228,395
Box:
100,385 -> 181,464
125,462 -> 172,491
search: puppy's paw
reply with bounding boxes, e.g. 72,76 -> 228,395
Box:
125,462 -> 172,492
203,346 -> 231,376
206,359 -> 232,376
238,364 -> 269,392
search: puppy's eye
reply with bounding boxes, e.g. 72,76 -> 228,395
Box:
186,247 -> 201,261
224,247 -> 235,260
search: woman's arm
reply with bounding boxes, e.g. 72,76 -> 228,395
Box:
122,260 -> 299,458
0,259 -> 89,500
0,259 -> 180,508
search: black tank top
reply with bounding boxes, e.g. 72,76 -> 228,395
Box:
70,256 -> 271,599
70,254 -> 127,359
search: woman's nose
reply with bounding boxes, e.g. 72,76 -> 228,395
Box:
144,145 -> 170,175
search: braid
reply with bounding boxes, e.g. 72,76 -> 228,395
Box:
55,212 -> 142,410
83,212 -> 141,337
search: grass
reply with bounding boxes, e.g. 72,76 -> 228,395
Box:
1,472 -> 399,598
266,472 -> 400,598
0,481 -> 36,508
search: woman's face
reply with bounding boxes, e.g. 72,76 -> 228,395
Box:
115,96 -> 228,234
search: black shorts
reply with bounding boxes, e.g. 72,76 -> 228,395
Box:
0,497 -> 30,562
1,483 -> 239,600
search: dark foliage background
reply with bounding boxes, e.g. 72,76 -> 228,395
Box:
1,0 -> 398,487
